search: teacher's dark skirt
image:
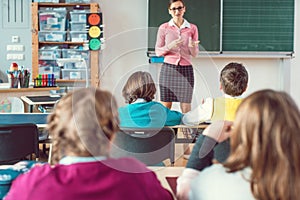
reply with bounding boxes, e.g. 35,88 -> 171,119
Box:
159,63 -> 194,103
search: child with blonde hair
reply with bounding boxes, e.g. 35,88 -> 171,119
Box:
6,88 -> 173,200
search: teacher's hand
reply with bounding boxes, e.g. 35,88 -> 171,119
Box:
188,37 -> 200,48
167,37 -> 184,50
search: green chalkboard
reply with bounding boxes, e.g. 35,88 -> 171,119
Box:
148,0 -> 294,53
222,0 -> 294,52
148,0 -> 220,52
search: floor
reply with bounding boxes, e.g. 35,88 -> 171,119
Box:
166,143 -> 192,167
167,128 -> 195,167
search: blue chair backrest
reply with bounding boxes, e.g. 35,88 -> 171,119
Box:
111,127 -> 175,166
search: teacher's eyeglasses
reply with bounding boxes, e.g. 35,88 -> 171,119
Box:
169,6 -> 184,12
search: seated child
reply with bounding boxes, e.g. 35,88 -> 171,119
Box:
182,62 -> 248,125
176,62 -> 248,200
119,71 -> 183,128
5,88 -> 173,200
190,90 -> 300,200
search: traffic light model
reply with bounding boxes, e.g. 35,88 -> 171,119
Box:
86,13 -> 103,50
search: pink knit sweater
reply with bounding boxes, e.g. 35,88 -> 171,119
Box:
5,157 -> 173,200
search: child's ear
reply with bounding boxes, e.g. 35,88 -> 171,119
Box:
242,85 -> 248,93
219,83 -> 223,91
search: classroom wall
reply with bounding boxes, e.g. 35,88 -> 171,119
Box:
290,0 -> 300,106
0,0 -> 32,82
0,0 -> 298,109
98,0 -> 300,109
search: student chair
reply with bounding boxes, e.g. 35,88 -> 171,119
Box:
111,127 -> 175,166
0,124 -> 39,165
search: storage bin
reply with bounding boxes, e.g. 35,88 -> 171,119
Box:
61,49 -> 90,69
33,0 -> 59,2
65,0 -> 90,3
61,69 -> 87,80
39,31 -> 66,42
39,66 -> 60,79
39,49 -> 61,60
70,11 -> 89,22
69,22 -> 87,31
69,31 -> 88,42
62,62 -> 88,70
62,49 -> 89,60
39,10 -> 67,31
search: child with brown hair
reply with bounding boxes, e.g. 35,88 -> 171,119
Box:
177,62 -> 248,199
182,62 -> 248,125
119,71 -> 183,128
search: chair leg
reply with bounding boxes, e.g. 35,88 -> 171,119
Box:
43,143 -> 46,154
48,144 -> 52,164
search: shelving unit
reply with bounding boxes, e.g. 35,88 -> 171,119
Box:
31,2 -> 100,88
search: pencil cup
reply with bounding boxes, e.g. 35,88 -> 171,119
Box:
19,76 -> 30,88
8,77 -> 19,88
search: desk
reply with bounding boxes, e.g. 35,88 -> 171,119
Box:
168,124 -> 209,143
21,95 -> 61,113
148,166 -> 184,198
0,87 -> 59,94
0,113 -> 48,125
169,124 -> 209,129
0,87 -> 60,112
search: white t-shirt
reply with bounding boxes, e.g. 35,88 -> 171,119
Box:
189,164 -> 254,200
182,94 -> 243,125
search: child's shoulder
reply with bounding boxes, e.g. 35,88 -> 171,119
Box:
150,101 -> 170,108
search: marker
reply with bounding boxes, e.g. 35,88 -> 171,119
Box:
38,74 -> 42,87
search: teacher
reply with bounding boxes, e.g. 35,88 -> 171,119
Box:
155,0 -> 199,113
